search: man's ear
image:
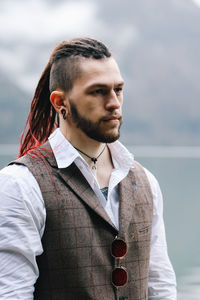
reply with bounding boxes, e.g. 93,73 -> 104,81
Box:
50,90 -> 67,112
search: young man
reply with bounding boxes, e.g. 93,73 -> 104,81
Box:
0,38 -> 177,299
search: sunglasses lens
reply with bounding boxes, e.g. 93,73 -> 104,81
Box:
112,238 -> 127,258
112,267 -> 128,287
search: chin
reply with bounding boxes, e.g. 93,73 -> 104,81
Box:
83,123 -> 121,143
94,131 -> 120,143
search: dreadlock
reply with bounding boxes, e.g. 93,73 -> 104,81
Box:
19,38 -> 111,157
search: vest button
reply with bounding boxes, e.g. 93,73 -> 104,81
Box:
129,233 -> 135,240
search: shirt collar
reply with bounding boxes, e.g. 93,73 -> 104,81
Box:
48,128 -> 81,168
108,140 -> 134,173
48,128 -> 134,172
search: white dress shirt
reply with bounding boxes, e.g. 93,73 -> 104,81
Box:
0,128 -> 177,299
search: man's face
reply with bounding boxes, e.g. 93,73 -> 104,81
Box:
66,57 -> 124,143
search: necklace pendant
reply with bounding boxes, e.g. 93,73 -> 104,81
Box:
92,164 -> 97,176
73,144 -> 107,178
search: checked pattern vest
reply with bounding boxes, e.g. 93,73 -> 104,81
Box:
13,141 -> 153,300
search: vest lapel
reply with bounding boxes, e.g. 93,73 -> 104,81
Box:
57,163 -> 117,230
119,169 -> 135,236
41,141 -> 116,230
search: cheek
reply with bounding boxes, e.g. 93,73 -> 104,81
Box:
119,95 -> 123,105
77,105 -> 100,122
85,101 -> 104,115
119,99 -> 123,111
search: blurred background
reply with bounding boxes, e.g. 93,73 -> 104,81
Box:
0,0 -> 200,298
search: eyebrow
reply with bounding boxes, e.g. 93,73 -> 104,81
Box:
87,81 -> 125,89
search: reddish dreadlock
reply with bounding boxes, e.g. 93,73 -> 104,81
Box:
19,38 -> 111,157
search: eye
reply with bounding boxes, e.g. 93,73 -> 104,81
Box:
91,89 -> 106,95
114,87 -> 123,95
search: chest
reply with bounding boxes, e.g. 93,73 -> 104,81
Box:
96,162 -> 113,188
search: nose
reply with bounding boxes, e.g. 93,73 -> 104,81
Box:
105,90 -> 121,111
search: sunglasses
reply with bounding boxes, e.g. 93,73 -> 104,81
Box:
111,236 -> 128,288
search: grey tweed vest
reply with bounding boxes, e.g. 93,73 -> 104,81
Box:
12,141 -> 153,300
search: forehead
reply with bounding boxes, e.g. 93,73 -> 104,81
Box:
74,57 -> 123,88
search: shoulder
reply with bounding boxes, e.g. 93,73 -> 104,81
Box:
0,163 -> 40,193
143,167 -> 162,199
131,161 -> 163,213
131,160 -> 161,194
131,160 -> 156,188
143,166 -> 163,214
0,163 -> 45,235
143,167 -> 160,190
1,163 -> 44,215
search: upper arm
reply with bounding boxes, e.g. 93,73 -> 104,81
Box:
144,168 -> 177,299
0,165 -> 45,299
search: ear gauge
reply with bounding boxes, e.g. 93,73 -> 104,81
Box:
61,109 -> 67,120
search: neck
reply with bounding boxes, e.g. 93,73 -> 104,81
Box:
60,126 -> 105,159
60,126 -> 114,179
60,126 -> 114,187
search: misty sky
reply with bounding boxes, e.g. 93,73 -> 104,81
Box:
0,0 -> 101,92
193,0 -> 200,6
0,0 -> 199,94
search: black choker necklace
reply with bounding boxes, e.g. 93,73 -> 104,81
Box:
74,144 -> 107,174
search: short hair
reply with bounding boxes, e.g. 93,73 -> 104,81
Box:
49,38 -> 112,93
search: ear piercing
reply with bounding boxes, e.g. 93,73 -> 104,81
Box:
61,109 -> 66,120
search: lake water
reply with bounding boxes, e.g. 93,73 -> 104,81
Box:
1,144 -> 200,299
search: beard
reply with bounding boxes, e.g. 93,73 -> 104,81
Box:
69,99 -> 122,143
